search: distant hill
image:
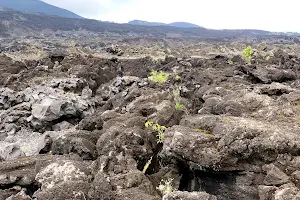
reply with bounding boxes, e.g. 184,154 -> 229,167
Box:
169,22 -> 201,28
0,0 -> 83,19
128,20 -> 202,28
128,20 -> 165,26
0,9 -> 279,40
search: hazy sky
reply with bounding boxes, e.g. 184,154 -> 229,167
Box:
42,0 -> 298,32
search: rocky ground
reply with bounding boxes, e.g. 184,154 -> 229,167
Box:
1,36 -> 300,200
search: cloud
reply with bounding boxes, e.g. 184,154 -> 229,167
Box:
42,0 -> 299,32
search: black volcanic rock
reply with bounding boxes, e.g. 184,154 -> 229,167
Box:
0,0 -> 83,19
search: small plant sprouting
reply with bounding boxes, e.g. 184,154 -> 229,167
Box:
173,89 -> 185,111
145,121 -> 153,128
156,131 -> 165,144
175,74 -> 181,80
145,121 -> 166,143
265,55 -> 271,61
156,178 -> 176,196
243,46 -> 253,63
175,102 -> 184,110
149,70 -> 169,83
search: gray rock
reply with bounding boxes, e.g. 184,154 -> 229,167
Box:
263,164 -> 290,186
0,88 -> 27,110
273,183 -> 300,200
52,121 -> 73,131
49,129 -> 99,159
49,77 -> 87,93
77,114 -> 103,131
82,86 -> 93,99
5,190 -> 31,200
31,98 -> 75,122
88,172 -> 114,200
0,154 -> 82,189
162,115 -> 300,170
34,160 -> 90,199
163,191 -> 217,200
0,143 -> 25,160
97,124 -> 152,158
258,185 -> 277,200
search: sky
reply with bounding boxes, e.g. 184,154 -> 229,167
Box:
41,0 -> 298,32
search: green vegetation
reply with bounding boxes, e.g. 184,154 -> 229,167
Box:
265,55 -> 271,61
149,70 -> 169,83
156,178 -> 176,195
243,46 -> 253,63
145,121 -> 166,143
173,89 -> 185,111
175,102 -> 185,110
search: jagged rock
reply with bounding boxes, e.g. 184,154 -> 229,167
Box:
97,123 -> 153,158
0,143 -> 25,160
198,89 -> 274,116
52,121 -> 73,131
38,129 -> 98,159
0,186 -> 24,200
52,135 -> 97,160
263,164 -> 290,186
256,82 -> 295,96
94,154 -> 159,200
88,171 -> 114,200
5,190 -> 31,200
82,86 -> 93,99
240,65 -> 296,83
49,77 -> 87,93
0,88 -> 27,110
162,115 -> 300,169
31,98 -> 77,122
34,160 -> 90,199
163,191 -> 217,200
76,114 -> 103,131
148,100 -> 176,126
258,185 -> 277,200
101,110 -> 121,122
273,183 -> 300,200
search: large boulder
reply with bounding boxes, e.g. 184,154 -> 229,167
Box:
162,115 -> 300,169
34,160 -> 91,200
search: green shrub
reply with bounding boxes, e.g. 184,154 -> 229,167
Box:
149,70 -> 169,83
145,121 -> 166,143
243,46 -> 253,63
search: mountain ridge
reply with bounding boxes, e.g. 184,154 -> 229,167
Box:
0,0 -> 83,19
128,20 -> 203,28
0,8 -> 283,40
